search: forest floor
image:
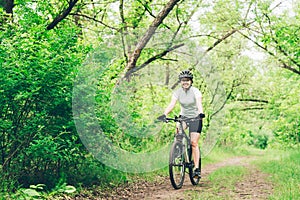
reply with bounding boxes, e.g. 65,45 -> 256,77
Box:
74,155 -> 274,200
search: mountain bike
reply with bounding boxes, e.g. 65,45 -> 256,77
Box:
163,116 -> 201,189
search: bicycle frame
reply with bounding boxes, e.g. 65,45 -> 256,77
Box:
175,119 -> 191,165
165,116 -> 201,189
166,116 -> 198,166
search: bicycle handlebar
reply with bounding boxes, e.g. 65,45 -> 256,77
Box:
165,116 -> 201,123
165,117 -> 180,122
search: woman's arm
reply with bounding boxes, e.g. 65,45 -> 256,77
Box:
194,88 -> 204,114
196,95 -> 204,114
164,95 -> 177,116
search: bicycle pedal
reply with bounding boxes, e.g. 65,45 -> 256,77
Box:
193,174 -> 201,179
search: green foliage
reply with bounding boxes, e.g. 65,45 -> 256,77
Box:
196,0 -> 299,150
7,182 -> 76,199
259,6 -> 300,68
0,0 -> 299,197
265,70 -> 300,148
0,5 -> 88,192
94,59 -> 174,153
200,0 -> 244,30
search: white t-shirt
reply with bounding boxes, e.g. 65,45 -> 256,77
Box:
173,86 -> 202,118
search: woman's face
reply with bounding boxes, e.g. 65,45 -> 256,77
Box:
180,78 -> 192,89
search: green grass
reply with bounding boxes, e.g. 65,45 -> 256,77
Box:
183,146 -> 253,199
255,149 -> 300,200
207,166 -> 247,190
189,147 -> 300,200
185,165 -> 247,199
201,145 -> 256,167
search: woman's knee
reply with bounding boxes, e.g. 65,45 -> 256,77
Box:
191,140 -> 198,147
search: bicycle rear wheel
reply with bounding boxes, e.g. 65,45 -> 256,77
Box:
169,141 -> 185,189
188,146 -> 201,185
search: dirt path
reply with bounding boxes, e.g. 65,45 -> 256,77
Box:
74,156 -> 274,200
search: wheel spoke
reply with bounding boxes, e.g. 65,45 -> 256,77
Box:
169,142 -> 185,189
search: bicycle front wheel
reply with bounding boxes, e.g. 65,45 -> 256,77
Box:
169,141 -> 185,189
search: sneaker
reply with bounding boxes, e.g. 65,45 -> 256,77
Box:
193,168 -> 201,178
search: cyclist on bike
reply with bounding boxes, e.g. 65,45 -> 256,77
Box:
158,70 -> 205,178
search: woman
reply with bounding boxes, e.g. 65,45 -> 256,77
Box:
158,70 -> 205,178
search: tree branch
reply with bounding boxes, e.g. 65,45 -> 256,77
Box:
204,21 -> 254,55
240,107 -> 265,111
237,98 -> 269,103
210,78 -> 245,118
204,29 -> 238,53
125,0 -> 181,72
70,13 -> 119,31
46,0 -> 79,30
119,0 -> 129,62
237,30 -> 300,75
125,43 -> 184,78
137,0 -> 172,30
210,81 -> 233,119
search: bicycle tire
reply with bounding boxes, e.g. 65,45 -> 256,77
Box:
169,141 -> 185,189
188,146 -> 201,185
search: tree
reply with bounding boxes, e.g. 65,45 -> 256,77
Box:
238,0 -> 300,75
0,1 -> 88,190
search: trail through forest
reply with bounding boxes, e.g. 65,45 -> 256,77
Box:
75,155 -> 274,200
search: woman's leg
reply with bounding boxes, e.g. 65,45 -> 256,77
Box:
191,132 -> 200,168
176,121 -> 187,132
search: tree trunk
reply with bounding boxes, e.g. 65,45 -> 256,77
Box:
1,0 -> 14,14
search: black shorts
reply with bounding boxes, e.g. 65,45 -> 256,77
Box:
181,116 -> 203,133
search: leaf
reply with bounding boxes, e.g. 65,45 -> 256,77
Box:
23,188 -> 41,197
36,184 -> 46,190
64,185 -> 76,194
29,185 -> 37,189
